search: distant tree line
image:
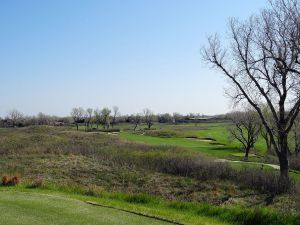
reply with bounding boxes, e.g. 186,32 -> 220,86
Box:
0,108 -> 225,130
0,109 -> 71,128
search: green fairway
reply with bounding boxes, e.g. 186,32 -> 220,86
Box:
118,122 -> 270,162
0,191 -> 172,225
119,130 -> 244,160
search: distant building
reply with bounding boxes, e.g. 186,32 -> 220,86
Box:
174,116 -> 223,123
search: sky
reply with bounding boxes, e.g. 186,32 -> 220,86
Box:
0,0 -> 268,117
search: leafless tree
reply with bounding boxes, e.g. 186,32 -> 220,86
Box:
37,112 -> 49,125
260,105 -> 276,155
202,0 -> 300,179
85,108 -> 93,131
70,107 -> 85,131
228,110 -> 261,160
111,106 -> 119,128
7,109 -> 23,127
101,107 -> 111,129
260,127 -> 273,155
143,108 -> 154,129
132,113 -> 141,131
94,108 -> 102,129
158,113 -> 172,123
173,112 -> 181,124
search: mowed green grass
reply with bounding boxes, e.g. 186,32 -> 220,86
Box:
0,191 -> 172,225
120,131 -> 237,158
119,122 -> 267,160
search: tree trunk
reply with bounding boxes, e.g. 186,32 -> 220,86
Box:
76,123 -> 79,131
278,134 -> 289,179
279,155 -> 289,178
244,146 -> 250,161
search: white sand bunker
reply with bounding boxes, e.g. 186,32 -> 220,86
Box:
197,139 -> 214,142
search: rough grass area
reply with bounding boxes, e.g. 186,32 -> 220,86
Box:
0,126 -> 264,205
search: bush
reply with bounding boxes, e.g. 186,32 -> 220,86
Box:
1,175 -> 20,186
136,155 -> 294,194
233,168 -> 294,194
28,178 -> 43,188
289,156 -> 300,171
1,176 -> 9,185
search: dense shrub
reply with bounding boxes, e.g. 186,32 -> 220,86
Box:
28,178 -> 43,188
1,175 -> 20,186
234,169 -> 294,194
133,155 -> 294,194
289,156 -> 300,171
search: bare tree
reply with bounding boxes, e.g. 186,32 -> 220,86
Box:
111,106 -> 119,128
70,107 -> 85,131
101,107 -> 111,129
85,108 -> 93,131
131,113 -> 141,131
94,108 -> 102,129
228,110 -> 261,160
260,105 -> 276,155
158,113 -> 172,123
37,112 -> 49,125
143,108 -> 154,129
7,109 -> 23,127
260,127 -> 273,155
202,0 -> 300,179
172,112 -> 181,124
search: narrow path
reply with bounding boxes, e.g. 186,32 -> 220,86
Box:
214,159 -> 280,170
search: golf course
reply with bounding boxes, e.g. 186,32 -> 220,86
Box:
0,123 -> 300,225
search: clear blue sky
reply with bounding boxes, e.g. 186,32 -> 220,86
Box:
0,0 -> 267,117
